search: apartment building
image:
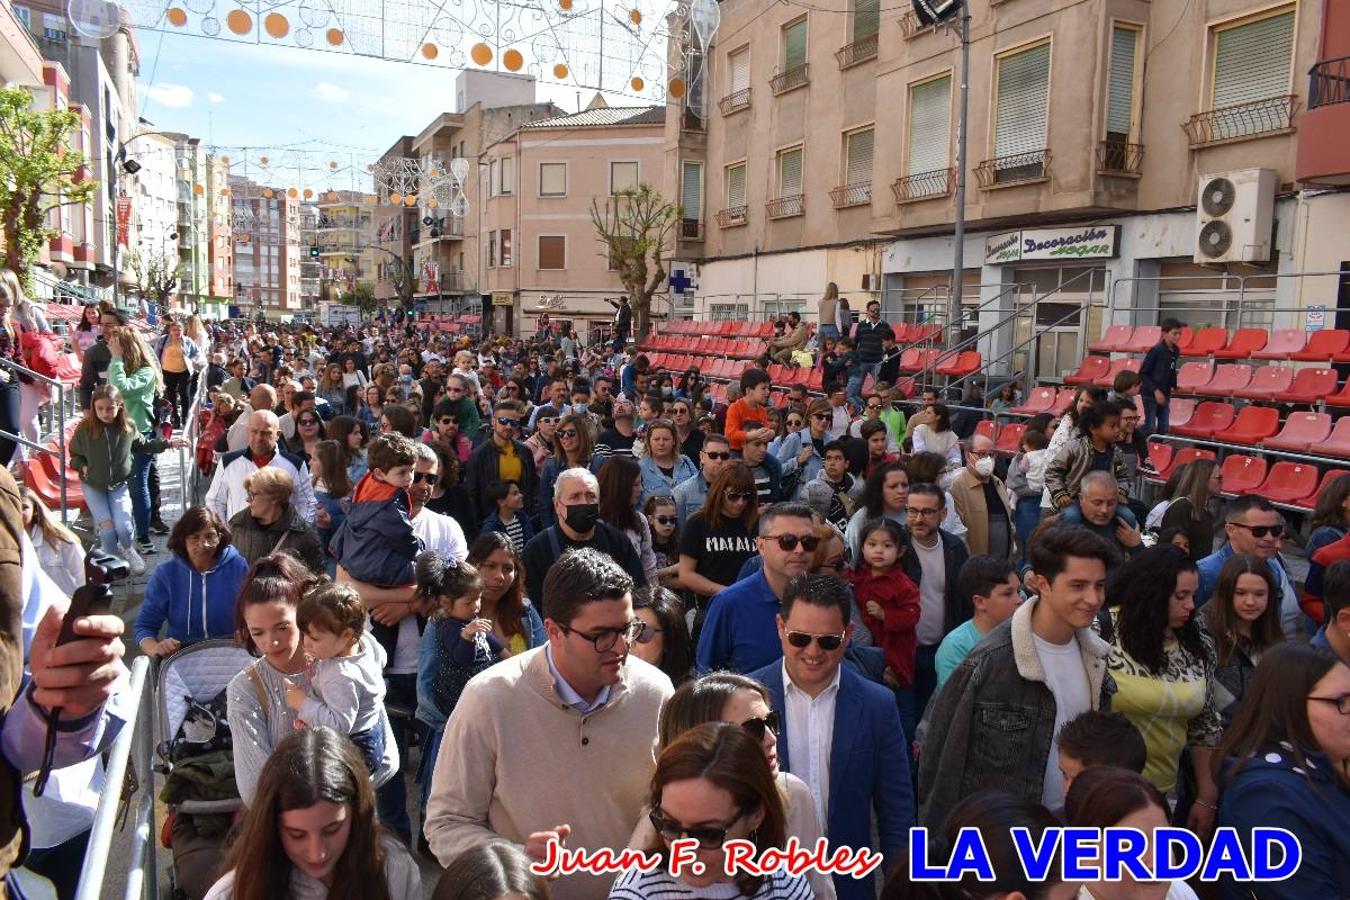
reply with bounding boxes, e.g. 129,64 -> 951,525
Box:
205,153 -> 234,319
677,0 -> 1349,381
480,103 -> 666,338
315,189 -> 378,297
169,134 -> 211,310
229,176 -> 302,318
373,136 -> 415,307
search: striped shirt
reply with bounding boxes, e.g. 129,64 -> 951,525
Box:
502,515 -> 525,553
609,867 -> 813,899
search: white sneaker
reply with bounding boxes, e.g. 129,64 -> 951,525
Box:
121,544 -> 146,576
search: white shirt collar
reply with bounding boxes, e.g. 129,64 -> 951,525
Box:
545,644 -> 612,713
781,658 -> 843,700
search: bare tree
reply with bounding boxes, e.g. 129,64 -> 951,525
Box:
127,246 -> 183,316
590,184 -> 678,342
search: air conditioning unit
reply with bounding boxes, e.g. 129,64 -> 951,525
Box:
861,273 -> 881,291
1194,168 -> 1276,265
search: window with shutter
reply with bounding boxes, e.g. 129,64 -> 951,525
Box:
726,164 -> 747,207
610,161 -> 639,194
539,163 -> 566,196
1212,10 -> 1294,109
730,48 -> 750,94
1106,25 -> 1139,141
681,161 -> 704,236
500,229 -> 512,267
907,74 -> 951,177
777,147 -> 803,196
499,157 -> 514,194
852,0 -> 880,41
783,19 -> 807,71
487,231 -> 496,267
538,236 -> 565,270
845,128 -> 874,185
994,42 -> 1051,159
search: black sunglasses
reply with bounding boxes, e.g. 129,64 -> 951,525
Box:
497,417 -> 522,428
648,808 -> 745,850
1231,522 -> 1285,539
437,415 -> 456,425
765,533 -> 819,552
726,490 -> 754,502
412,472 -> 439,484
558,428 -> 579,439
786,631 -> 845,651
705,451 -> 731,460
558,619 -> 648,653
811,412 -> 830,421
653,515 -> 677,526
741,709 -> 780,742
297,418 -> 319,426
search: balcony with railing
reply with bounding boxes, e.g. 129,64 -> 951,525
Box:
1297,56 -> 1350,184
770,64 -> 809,96
766,194 -> 805,218
891,167 -> 955,203
719,88 -> 751,116
829,182 -> 872,208
1183,95 -> 1298,147
974,149 -> 1051,188
680,218 -> 705,240
835,33 -> 878,69
1096,139 -> 1144,176
716,206 -> 748,228
898,10 -> 935,38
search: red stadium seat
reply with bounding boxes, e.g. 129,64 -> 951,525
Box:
1194,364 -> 1252,397
1176,327 -> 1196,354
995,423 -> 1026,454
22,460 -> 85,512
1291,329 -> 1350,362
1324,418 -> 1350,459
1096,358 -> 1141,389
1220,454 -> 1269,494
1121,326 -> 1162,354
1328,379 -> 1350,408
1254,329 -> 1308,360
1175,361 -> 1216,394
893,377 -> 916,399
1182,327 -> 1228,357
1236,365 -> 1294,400
1263,412 -> 1332,452
1275,368 -> 1338,405
1147,443 -> 1174,478
1294,469 -> 1350,509
1153,446 -> 1217,481
804,369 -> 824,392
1258,462 -> 1322,504
898,348 -> 925,374
1009,386 -> 1056,416
1064,356 -> 1111,386
1050,388 -> 1076,416
1214,328 -> 1269,359
974,420 -> 998,443
1213,406 -> 1280,445
1088,325 -> 1133,354
936,351 -> 981,378
1168,398 -> 1198,430
1170,402 -> 1236,438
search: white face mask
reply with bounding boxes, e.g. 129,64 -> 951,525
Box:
973,456 -> 995,479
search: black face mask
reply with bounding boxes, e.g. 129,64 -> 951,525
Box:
564,502 -> 600,534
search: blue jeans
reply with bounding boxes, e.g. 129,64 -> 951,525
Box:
818,324 -> 840,341
846,364 -> 877,412
416,725 -> 444,827
913,644 -> 939,739
1142,392 -> 1170,436
1015,496 -> 1043,564
129,433 -> 153,542
82,482 -> 133,554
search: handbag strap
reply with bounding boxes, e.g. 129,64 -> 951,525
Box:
246,666 -> 269,724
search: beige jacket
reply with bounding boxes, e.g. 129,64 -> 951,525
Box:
947,467 -> 1016,558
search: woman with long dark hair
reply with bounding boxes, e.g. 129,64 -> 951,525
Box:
597,455 -> 658,585
1041,385 -> 1105,510
1159,457 -> 1222,562
204,727 -> 419,900
678,462 -> 759,621
844,461 -> 908,560
1201,553 -> 1283,726
610,722 -> 811,899
911,403 -> 960,469
1213,643 -> 1350,899
631,585 -> 694,687
1103,545 -> 1221,831
537,411 -> 594,528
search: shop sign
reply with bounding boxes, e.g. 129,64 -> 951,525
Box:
985,225 -> 1120,264
491,291 -> 514,307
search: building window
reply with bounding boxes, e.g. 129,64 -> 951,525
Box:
726,46 -> 751,110
539,162 -> 567,197
499,229 -> 512,267
1196,8 -> 1296,143
538,235 -> 566,270
851,0 -> 879,41
487,230 -> 496,267
498,157 -> 515,195
681,161 -> 704,237
725,162 -> 747,209
610,161 -> 639,194
1102,24 -> 1142,172
994,42 -> 1051,160
906,74 -> 951,180
488,161 -> 498,197
776,146 -> 803,198
843,127 -> 873,186
782,18 -> 808,72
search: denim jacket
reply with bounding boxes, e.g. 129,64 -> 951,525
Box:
917,596 -> 1114,829
638,454 -> 697,505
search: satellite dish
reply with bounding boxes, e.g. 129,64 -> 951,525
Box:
67,0 -> 122,39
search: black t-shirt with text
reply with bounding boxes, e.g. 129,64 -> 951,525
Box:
678,512 -> 757,597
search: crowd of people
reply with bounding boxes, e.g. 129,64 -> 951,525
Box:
2,271 -> 1347,900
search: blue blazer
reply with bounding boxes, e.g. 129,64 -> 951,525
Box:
750,661 -> 914,900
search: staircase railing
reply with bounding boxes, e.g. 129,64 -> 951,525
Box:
0,357 -> 71,520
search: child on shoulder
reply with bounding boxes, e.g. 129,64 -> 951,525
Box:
330,431 -> 423,587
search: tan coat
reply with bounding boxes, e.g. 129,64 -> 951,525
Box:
948,467 -> 1016,557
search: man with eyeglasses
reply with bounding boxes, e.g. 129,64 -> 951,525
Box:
464,398 -> 538,523
426,548 -> 672,898
528,378 -> 569,430
750,574 -> 911,900
697,504 -> 818,674
672,433 -> 731,526
522,468 -> 645,609
947,434 -> 1015,558
899,483 -> 972,720
1196,494 -> 1302,639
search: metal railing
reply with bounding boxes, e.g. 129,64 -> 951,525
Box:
0,357 -> 71,518
1182,94 -> 1298,146
835,33 -> 879,68
892,167 -> 955,202
680,219 -> 705,239
1309,56 -> 1350,109
718,88 -> 751,115
974,149 -> 1051,187
716,206 -> 748,227
770,64 -> 810,95
829,182 -> 872,208
74,655 -> 153,900
766,195 -> 805,219
1106,270 -> 1349,333
1097,139 -> 1144,175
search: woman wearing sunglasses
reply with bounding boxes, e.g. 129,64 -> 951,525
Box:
775,398 -> 833,500
524,403 -> 558,470
537,412 -> 595,529
285,408 -> 326,464
626,673 -> 834,897
645,495 -> 682,588
1213,643 -> 1350,900
611,722 -> 813,900
631,585 -> 693,685
639,420 -> 697,505
679,463 -> 760,636
669,399 -> 705,464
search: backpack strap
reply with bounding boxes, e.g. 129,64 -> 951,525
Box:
246,666 -> 270,724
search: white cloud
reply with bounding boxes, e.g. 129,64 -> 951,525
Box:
207,91 -> 225,104
313,82 -> 351,103
146,83 -> 194,109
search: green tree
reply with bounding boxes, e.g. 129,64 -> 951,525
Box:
0,86 -> 98,284
590,184 -> 678,341
341,282 -> 378,317
127,246 -> 183,317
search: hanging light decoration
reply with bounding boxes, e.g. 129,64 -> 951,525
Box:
326,27 -> 343,45
421,42 -> 438,60
226,9 -> 252,34
631,76 -> 644,92
503,48 -> 524,72
167,7 -> 187,27
553,62 -> 569,79
264,12 -> 289,38
470,42 -> 492,66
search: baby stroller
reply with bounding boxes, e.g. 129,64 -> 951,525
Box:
155,640 -> 253,900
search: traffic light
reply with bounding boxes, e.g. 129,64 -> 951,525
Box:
309,245 -> 320,259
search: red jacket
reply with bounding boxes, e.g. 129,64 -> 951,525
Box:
849,564 -> 921,685
1303,532 -> 1350,625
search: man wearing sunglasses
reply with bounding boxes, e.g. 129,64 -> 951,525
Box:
750,574 -> 912,900
425,548 -> 673,896
672,433 -> 731,526
464,398 -> 538,523
696,504 -> 817,674
1196,494 -> 1302,639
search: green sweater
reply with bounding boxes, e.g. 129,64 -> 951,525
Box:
106,359 -> 159,433
69,424 -> 169,489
